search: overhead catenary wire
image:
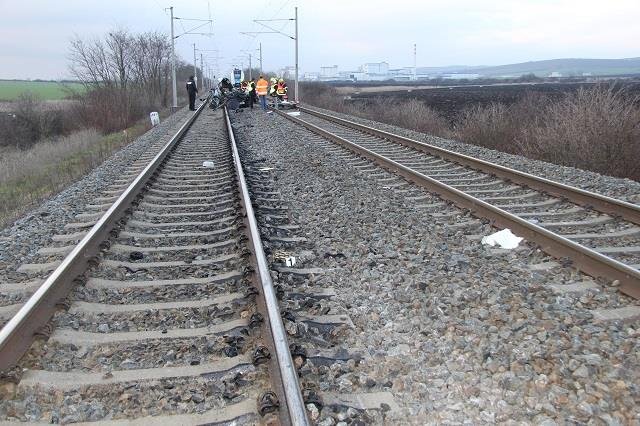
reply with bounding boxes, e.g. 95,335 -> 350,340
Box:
164,4 -> 214,108
236,0 -> 291,75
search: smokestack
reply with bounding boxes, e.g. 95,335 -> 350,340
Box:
413,43 -> 417,81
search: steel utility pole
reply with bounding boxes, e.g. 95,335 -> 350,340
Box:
200,53 -> 204,88
413,43 -> 417,81
294,7 -> 299,102
259,42 -> 263,73
193,43 -> 198,87
241,7 -> 300,102
249,54 -> 252,80
170,7 -> 177,110
167,8 -> 212,109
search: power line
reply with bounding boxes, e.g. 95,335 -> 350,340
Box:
153,0 -> 169,15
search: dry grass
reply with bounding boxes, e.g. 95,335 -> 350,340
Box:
454,87 -> 640,180
518,87 -> 640,179
363,98 -> 450,136
302,84 -> 449,138
0,122 -> 147,226
453,103 -> 517,152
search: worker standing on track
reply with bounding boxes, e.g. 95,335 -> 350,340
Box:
256,75 -> 269,111
248,78 -> 257,109
269,77 -> 278,108
186,76 -> 198,111
276,78 -> 288,107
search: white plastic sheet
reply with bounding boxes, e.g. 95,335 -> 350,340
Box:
481,228 -> 523,249
202,161 -> 215,168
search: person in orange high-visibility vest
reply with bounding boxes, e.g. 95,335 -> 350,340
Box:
276,79 -> 287,96
275,78 -> 288,108
256,75 -> 269,111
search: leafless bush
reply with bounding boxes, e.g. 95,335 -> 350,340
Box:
300,83 -> 345,112
378,98 -> 449,136
0,93 -> 78,148
453,92 -> 550,153
68,86 -> 145,133
452,87 -> 640,179
68,29 -> 187,132
454,103 -> 520,152
302,82 -> 640,180
519,86 -> 640,179
301,83 -> 448,137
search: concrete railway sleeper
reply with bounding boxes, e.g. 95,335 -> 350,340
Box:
0,104 -> 309,425
276,107 -> 640,300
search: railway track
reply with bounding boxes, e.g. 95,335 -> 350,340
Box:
0,104 -> 309,424
2,99 -> 637,423
276,106 -> 640,303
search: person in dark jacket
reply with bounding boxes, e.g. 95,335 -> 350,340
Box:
186,76 -> 198,111
219,78 -> 233,93
248,79 -> 257,109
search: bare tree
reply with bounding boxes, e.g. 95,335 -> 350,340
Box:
105,30 -> 132,89
68,28 -> 203,129
129,32 -> 172,106
69,36 -> 114,87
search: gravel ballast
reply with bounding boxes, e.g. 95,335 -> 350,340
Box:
232,108 -> 639,424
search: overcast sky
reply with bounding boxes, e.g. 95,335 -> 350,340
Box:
1,0 -> 639,80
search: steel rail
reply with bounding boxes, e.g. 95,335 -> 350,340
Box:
0,103 -> 208,371
275,109 -> 640,299
223,108 -> 310,426
298,106 -> 640,226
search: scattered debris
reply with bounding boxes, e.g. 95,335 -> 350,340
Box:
202,161 -> 215,168
274,250 -> 296,266
129,251 -> 144,261
481,228 -> 523,249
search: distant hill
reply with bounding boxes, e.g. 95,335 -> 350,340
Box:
418,58 -> 640,78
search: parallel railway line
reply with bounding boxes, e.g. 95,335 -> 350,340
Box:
277,106 -> 640,301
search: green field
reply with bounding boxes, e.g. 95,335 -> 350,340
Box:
0,80 -> 85,101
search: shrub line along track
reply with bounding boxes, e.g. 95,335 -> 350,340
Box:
0,102 -> 309,425
275,106 -> 640,300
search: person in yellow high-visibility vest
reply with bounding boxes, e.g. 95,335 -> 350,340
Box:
269,77 -> 278,107
256,75 -> 269,111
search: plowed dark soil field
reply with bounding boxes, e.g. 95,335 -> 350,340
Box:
351,81 -> 640,122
